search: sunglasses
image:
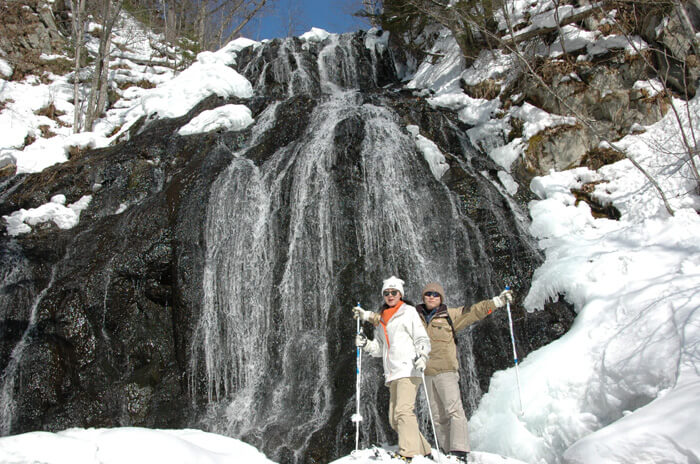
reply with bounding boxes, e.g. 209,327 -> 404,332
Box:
383,290 -> 400,297
424,291 -> 440,298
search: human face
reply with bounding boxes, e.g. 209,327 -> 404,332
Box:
423,291 -> 441,310
383,289 -> 401,306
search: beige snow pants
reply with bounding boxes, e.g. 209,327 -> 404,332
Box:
424,371 -> 470,452
388,376 -> 432,458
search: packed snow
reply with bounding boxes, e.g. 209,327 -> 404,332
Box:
1,2 -> 699,464
300,27 -> 331,42
0,427 -> 276,464
178,104 -> 253,135
3,194 -> 92,236
406,125 -> 449,179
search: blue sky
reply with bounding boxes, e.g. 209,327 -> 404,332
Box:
244,0 -> 369,40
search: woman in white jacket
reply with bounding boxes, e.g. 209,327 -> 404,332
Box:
355,276 -> 432,461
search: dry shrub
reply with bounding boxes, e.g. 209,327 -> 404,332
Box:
572,181 -> 622,220
580,146 -> 626,170
67,145 -> 86,160
508,117 -> 524,142
36,102 -> 65,121
24,133 -> 36,146
38,124 -> 56,138
608,0 -> 674,37
537,58 -> 578,85
106,124 -> 123,138
0,98 -> 15,110
461,78 -> 501,100
118,79 -> 156,91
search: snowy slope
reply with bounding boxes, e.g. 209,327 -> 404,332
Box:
404,8 -> 700,464
0,11 -> 255,176
0,427 -> 276,464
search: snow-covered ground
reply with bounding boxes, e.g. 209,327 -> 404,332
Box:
1,2 -> 699,464
0,427 -> 276,464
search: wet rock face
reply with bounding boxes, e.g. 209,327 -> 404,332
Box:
0,95 -> 249,434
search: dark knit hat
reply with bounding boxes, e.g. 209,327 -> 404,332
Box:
422,282 -> 445,304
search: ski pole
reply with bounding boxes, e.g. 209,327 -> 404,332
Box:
351,302 -> 363,455
505,285 -> 524,415
421,372 -> 441,463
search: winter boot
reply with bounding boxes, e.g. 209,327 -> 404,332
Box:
387,450 -> 413,462
448,450 -> 469,462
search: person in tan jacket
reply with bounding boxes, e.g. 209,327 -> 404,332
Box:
354,282 -> 513,462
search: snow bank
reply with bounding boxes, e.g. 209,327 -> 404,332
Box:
470,92 -> 700,463
300,27 -> 331,42
178,104 -> 253,135
0,427 -> 276,464
406,125 -> 449,179
3,194 -> 92,236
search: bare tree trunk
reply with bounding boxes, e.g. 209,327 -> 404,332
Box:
70,0 -> 86,133
85,0 -> 123,131
162,0 -> 177,43
222,0 -> 269,44
197,1 -> 208,45
363,0 -> 381,26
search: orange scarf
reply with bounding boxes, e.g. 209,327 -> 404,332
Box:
380,301 -> 403,349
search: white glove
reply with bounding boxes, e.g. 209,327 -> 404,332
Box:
492,289 -> 514,308
413,354 -> 427,372
355,334 -> 367,347
352,305 -> 372,322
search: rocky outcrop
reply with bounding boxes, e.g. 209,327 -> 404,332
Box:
0,94 -> 254,433
0,0 -> 69,80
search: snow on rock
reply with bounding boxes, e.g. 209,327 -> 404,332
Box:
0,12 -> 256,175
0,427 -> 277,464
461,49 -> 515,86
428,93 -> 500,126
178,104 -> 253,135
300,27 -> 331,42
497,170 -> 519,195
633,78 -> 663,97
511,103 -> 577,140
406,30 -> 464,94
0,59 -> 12,79
14,131 -> 110,174
364,27 -> 389,54
126,60 -> 252,121
406,125 -> 449,179
3,194 -> 92,236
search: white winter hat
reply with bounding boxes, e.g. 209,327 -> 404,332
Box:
381,276 -> 405,297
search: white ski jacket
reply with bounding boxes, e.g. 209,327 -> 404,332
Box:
363,302 -> 431,384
